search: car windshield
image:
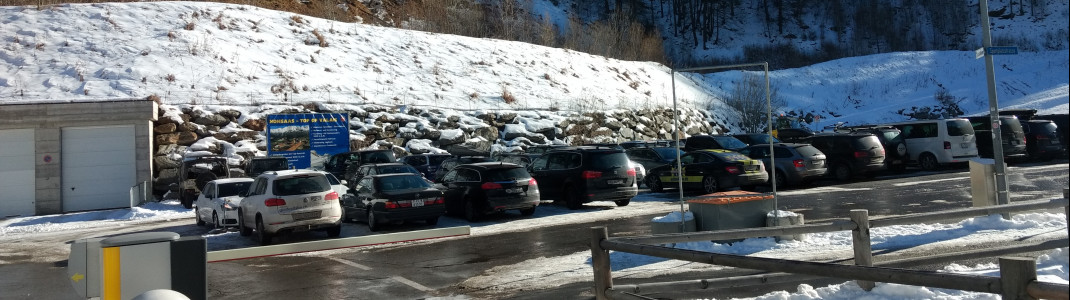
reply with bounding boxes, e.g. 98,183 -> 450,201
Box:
712,136 -> 748,149
653,148 -> 683,160
380,165 -> 420,175
377,175 -> 431,191
485,167 -> 530,181
794,145 -> 823,158
323,173 -> 341,185
365,151 -> 397,164
217,182 -> 252,197
1036,122 -> 1058,134
879,130 -> 902,144
946,120 -> 975,136
852,136 -> 883,149
589,152 -> 631,169
711,151 -> 750,162
273,175 -> 330,196
1001,118 -> 1024,133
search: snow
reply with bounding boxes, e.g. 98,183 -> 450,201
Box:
652,211 -> 694,223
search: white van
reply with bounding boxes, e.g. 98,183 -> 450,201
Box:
885,119 -> 978,170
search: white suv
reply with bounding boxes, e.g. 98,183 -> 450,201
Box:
239,169 -> 343,245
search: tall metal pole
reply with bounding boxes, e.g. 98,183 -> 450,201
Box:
671,70 -> 686,231
979,0 -> 1010,207
765,63 -> 779,225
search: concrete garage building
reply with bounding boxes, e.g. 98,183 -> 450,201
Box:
0,99 -> 156,217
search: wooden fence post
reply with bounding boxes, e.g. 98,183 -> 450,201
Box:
999,257 -> 1037,300
591,227 -> 613,300
850,209 -> 875,291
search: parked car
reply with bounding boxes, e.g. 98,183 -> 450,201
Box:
347,163 -> 422,189
645,149 -> 768,193
1033,114 -> 1068,156
774,128 -> 815,143
399,153 -> 452,180
238,169 -> 342,245
432,156 -> 495,182
839,125 -> 909,171
1021,119 -> 1063,160
738,143 -> 827,187
194,178 -> 254,228
620,140 -> 676,149
625,146 -> 682,172
322,149 -> 397,179
528,146 -> 638,209
802,133 -> 886,181
317,170 -> 348,196
525,144 -> 569,156
342,173 -> 445,231
966,115 -> 1028,161
176,156 -> 231,209
435,162 -> 540,221
244,156 -> 290,177
683,135 -> 749,152
731,133 -> 781,145
885,118 -> 978,170
492,152 -> 540,168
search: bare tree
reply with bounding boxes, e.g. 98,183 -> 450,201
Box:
725,72 -> 784,133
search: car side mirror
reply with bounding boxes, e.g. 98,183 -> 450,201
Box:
339,180 -> 348,186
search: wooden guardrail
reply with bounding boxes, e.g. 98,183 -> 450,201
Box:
590,196 -> 1070,300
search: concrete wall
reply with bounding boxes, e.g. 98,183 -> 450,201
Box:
0,99 -> 157,215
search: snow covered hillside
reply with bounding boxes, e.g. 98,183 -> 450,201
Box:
0,1 -> 1067,133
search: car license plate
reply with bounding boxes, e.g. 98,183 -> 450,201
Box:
961,143 -> 969,148
411,199 -> 424,207
607,179 -> 623,185
292,210 -> 321,221
506,188 -> 523,194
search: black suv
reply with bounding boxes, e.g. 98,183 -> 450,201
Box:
348,162 -> 423,189
432,156 -> 495,182
802,133 -> 886,181
323,149 -> 397,179
775,128 -> 815,143
966,115 -> 1028,161
527,146 -> 638,209
436,162 -> 540,221
1021,119 -> 1063,160
683,135 -> 748,152
244,156 -> 290,177
399,153 -> 452,179
838,125 -> 909,171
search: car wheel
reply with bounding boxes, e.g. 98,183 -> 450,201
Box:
367,210 -> 380,232
238,209 -> 252,236
195,210 -> 206,226
773,170 -> 787,188
648,176 -> 664,193
425,216 -> 439,225
519,206 -> 536,216
464,200 -> 482,222
255,216 -> 272,246
701,176 -> 718,194
180,194 -> 194,209
212,212 -> 220,230
919,153 -> 939,171
614,199 -> 630,207
564,187 -> 582,210
326,224 -> 342,237
833,163 -> 853,181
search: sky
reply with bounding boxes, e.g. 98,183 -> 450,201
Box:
1,188 -> 1066,299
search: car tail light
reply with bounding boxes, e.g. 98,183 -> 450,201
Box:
432,196 -> 445,204
725,166 -> 741,174
854,151 -> 870,158
626,168 -> 637,177
482,182 -> 503,190
325,191 -> 339,201
528,178 -> 538,186
582,170 -> 602,179
943,141 -> 951,150
1037,135 -> 1048,140
793,159 -> 805,168
385,201 -> 398,209
265,198 -> 286,207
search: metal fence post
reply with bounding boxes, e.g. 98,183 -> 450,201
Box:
591,227 -> 613,300
999,257 -> 1037,300
850,209 -> 874,291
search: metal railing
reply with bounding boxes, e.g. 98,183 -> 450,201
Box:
590,195 -> 1070,300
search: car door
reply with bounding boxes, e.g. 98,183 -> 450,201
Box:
347,177 -> 375,219
438,169 -> 467,211
662,153 -> 697,184
196,182 -> 215,221
240,178 -> 268,227
683,152 -> 716,183
528,153 -> 565,198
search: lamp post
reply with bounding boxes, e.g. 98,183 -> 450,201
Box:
978,0 -> 1010,208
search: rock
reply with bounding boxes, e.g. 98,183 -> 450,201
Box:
155,144 -> 178,155
194,114 -> 229,126
178,122 -> 198,133
605,119 -> 624,131
154,168 -> 179,191
447,115 -> 460,123
437,129 -> 465,146
155,133 -> 180,145
445,138 -> 491,156
497,112 -> 517,124
213,132 -> 239,144
242,119 -> 265,131
177,132 -> 198,145
154,155 -> 181,169
154,123 -> 177,134
218,109 -> 242,121
235,130 -> 260,141
472,126 -> 499,142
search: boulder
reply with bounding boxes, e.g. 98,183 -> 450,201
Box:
436,129 -> 465,146
177,132 -> 198,145
242,119 -> 266,131
472,126 -> 499,142
155,144 -> 179,155
193,114 -> 229,126
154,168 -> 179,191
445,138 -> 491,156
155,133 -> 180,145
218,109 -> 242,121
154,155 -> 181,169
235,130 -> 260,141
497,112 -> 517,124
178,121 -> 198,133
154,123 -> 177,134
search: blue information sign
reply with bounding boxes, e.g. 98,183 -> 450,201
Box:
266,113 -> 350,169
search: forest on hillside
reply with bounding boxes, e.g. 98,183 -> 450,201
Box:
9,0 -> 1067,68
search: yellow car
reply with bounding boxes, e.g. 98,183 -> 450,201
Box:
645,149 -> 768,193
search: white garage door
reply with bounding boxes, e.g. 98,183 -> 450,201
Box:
62,126 -> 136,212
0,129 -> 35,217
